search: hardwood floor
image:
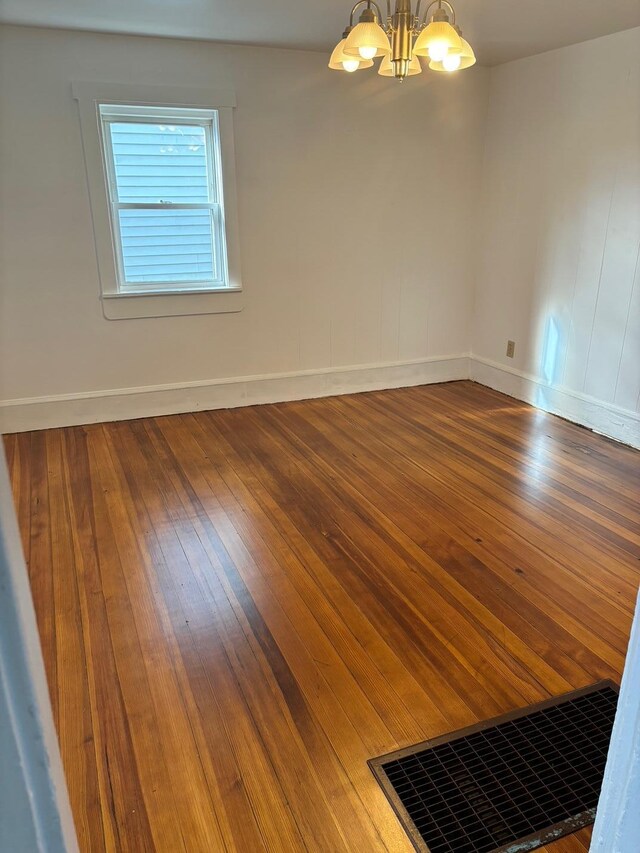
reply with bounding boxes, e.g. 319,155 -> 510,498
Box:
4,380 -> 639,852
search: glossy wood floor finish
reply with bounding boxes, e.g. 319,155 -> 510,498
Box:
5,381 -> 640,853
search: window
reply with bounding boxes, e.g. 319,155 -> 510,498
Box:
73,83 -> 242,319
99,105 -> 229,293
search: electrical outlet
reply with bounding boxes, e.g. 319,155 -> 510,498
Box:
506,340 -> 515,358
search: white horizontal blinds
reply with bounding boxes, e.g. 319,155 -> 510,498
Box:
101,108 -> 228,289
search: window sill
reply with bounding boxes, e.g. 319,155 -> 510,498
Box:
103,285 -> 241,299
102,287 -> 244,320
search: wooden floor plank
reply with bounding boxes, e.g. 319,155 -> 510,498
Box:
433,384 -> 639,524
297,396 -> 609,685
359,391 -> 639,599
4,381 -> 638,852
298,394 -> 627,673
330,393 -> 633,658
63,426 -> 154,852
47,430 -> 105,851
233,405 -> 566,711
142,416 -> 401,851
111,419 -> 327,852
255,401 -> 581,683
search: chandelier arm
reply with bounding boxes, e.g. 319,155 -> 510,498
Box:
417,0 -> 456,27
349,0 -> 385,26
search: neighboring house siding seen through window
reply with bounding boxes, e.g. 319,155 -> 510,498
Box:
99,105 -> 229,293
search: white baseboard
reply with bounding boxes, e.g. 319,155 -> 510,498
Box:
0,355 -> 470,433
470,355 -> 640,449
4,353 -> 638,448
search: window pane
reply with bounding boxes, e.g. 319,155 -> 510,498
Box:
109,122 -> 210,204
118,208 -> 220,284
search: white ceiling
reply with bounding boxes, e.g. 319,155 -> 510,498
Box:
1,0 -> 639,65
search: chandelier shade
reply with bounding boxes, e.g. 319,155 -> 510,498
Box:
343,21 -> 392,58
329,0 -> 475,82
428,34 -> 476,71
378,53 -> 422,76
329,37 -> 375,71
412,20 -> 462,60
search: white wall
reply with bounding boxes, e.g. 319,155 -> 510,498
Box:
472,28 -> 640,447
0,25 -> 488,429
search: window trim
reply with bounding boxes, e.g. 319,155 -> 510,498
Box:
73,82 -> 243,319
99,105 -> 228,293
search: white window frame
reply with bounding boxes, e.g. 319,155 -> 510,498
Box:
100,104 -> 229,294
73,83 -> 243,319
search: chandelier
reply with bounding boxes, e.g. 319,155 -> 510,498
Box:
329,0 -> 476,80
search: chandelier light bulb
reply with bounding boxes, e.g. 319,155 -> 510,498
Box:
358,45 -> 379,59
428,42 -> 449,62
413,16 -> 462,59
343,59 -> 361,71
443,51 -> 462,71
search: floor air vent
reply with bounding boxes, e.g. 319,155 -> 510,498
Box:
369,681 -> 618,853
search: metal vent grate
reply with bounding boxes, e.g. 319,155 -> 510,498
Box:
369,681 -> 618,853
